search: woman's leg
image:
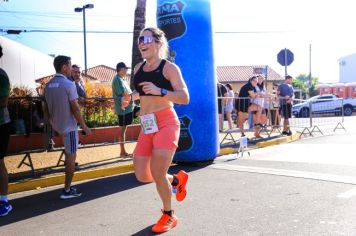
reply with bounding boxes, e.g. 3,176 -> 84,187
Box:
226,111 -> 233,129
150,148 -> 175,211
133,155 -> 173,184
249,104 -> 262,125
238,111 -> 247,136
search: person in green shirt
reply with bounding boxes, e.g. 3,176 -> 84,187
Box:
112,62 -> 134,158
0,44 -> 12,216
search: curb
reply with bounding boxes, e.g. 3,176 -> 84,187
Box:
9,164 -> 134,194
217,133 -> 299,156
256,133 -> 299,148
9,134 -> 299,194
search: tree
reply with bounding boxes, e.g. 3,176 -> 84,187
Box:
292,74 -> 319,98
130,0 -> 147,88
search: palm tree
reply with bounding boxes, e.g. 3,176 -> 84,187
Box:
131,0 -> 147,88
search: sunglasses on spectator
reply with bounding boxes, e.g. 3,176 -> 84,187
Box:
138,36 -> 158,45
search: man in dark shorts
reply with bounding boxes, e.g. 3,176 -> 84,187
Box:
112,62 -> 135,158
0,44 -> 12,216
278,75 -> 294,135
217,83 -> 228,131
235,76 -> 260,137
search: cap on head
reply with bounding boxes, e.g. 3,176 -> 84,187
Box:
116,62 -> 129,71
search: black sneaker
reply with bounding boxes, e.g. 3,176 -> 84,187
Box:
287,130 -> 292,136
60,187 -> 82,199
282,131 -> 289,135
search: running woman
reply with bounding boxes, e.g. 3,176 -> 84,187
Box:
122,27 -> 189,233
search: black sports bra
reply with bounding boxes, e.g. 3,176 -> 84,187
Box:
133,60 -> 174,96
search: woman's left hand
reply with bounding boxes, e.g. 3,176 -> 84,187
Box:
139,82 -> 161,96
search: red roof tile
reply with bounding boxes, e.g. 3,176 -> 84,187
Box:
36,65 -> 283,86
35,65 -> 130,85
217,65 -> 283,83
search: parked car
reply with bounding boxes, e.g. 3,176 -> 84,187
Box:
292,94 -> 356,117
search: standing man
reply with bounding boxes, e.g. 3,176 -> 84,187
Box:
68,64 -> 86,99
44,55 -> 91,199
112,62 -> 134,158
0,44 -> 12,216
278,75 -> 294,136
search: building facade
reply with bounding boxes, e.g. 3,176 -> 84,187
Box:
339,53 -> 356,83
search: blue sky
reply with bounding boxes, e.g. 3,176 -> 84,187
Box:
1,0 -> 356,82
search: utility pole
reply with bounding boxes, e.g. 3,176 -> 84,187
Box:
308,44 -> 312,97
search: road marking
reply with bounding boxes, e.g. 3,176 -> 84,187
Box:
210,164 -> 356,185
337,187 -> 356,199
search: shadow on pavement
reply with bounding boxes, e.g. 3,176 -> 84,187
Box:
1,165 -> 206,227
1,172 -> 141,227
131,225 -> 156,236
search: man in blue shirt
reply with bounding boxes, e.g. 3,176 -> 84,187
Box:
278,75 -> 295,136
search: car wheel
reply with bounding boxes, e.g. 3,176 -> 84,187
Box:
300,108 -> 310,118
343,106 -> 353,116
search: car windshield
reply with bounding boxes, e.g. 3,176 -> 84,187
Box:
308,95 -> 321,101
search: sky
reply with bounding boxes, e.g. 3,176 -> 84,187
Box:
1,0 -> 356,83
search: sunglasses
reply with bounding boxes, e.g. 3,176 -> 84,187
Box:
138,36 -> 157,45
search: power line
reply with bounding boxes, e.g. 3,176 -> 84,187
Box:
0,10 -> 131,19
1,28 -> 287,35
215,31 -> 289,34
0,29 -> 133,34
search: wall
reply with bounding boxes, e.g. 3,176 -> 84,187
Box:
0,36 -> 54,89
339,53 -> 356,83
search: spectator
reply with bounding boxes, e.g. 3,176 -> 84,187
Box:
217,83 -> 228,131
68,64 -> 86,99
252,75 -> 267,138
44,55 -> 92,199
278,75 -> 294,135
225,83 -> 234,130
112,62 -> 135,158
269,83 -> 281,127
0,44 -> 12,216
235,76 -> 261,137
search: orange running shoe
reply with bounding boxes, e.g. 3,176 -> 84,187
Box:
151,210 -> 178,233
174,170 -> 189,202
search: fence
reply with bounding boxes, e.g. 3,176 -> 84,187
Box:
218,95 -> 349,144
7,96 -> 140,175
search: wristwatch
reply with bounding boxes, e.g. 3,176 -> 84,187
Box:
161,88 -> 168,97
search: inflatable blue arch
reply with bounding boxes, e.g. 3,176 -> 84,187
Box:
157,0 -> 219,162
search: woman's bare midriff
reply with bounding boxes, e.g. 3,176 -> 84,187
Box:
139,96 -> 173,115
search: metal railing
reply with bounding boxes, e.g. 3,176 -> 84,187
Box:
7,96 -> 139,175
218,95 -> 349,143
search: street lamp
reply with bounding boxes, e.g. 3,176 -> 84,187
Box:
74,4 -> 94,75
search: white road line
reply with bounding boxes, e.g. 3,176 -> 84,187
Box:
210,164 -> 356,185
337,187 -> 356,199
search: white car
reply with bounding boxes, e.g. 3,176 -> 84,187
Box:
292,94 -> 356,117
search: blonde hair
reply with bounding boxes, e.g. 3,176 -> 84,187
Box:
141,27 -> 169,59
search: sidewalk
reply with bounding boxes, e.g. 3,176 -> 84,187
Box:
7,130 -> 299,194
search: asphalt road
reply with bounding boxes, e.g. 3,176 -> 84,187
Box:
1,117 -> 356,235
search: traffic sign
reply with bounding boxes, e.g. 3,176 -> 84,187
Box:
277,49 -> 294,66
